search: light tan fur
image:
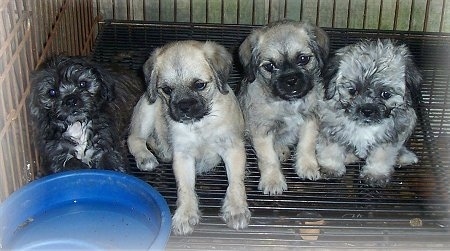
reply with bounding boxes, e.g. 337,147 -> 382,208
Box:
128,40 -> 250,235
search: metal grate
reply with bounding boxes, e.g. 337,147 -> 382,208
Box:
92,21 -> 450,249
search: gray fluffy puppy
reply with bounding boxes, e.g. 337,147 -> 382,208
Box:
317,39 -> 422,187
238,20 -> 329,195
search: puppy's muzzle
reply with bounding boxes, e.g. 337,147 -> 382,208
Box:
356,103 -> 386,123
170,98 -> 207,123
274,72 -> 313,101
63,94 -> 83,107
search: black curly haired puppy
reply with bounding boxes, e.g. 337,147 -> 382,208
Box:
29,55 -> 144,176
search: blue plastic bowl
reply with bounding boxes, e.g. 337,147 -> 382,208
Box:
0,170 -> 171,250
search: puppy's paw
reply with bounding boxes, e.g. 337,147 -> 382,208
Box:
135,155 -> 159,171
258,170 -> 287,195
318,158 -> 346,179
172,207 -> 201,235
397,148 -> 418,166
63,157 -> 89,170
320,167 -> 346,179
360,171 -> 391,187
97,153 -> 126,172
295,156 -> 321,181
221,202 -> 251,230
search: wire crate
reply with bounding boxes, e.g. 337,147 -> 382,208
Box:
1,0 -> 449,249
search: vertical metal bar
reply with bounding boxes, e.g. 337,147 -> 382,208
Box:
221,0 -> 224,24
190,0 -> 193,23
205,0 -> 209,23
112,0 -> 116,19
332,0 -> 337,27
362,0 -> 367,29
268,0 -> 272,23
408,0 -> 415,31
127,0 -> 131,20
378,0 -> 383,30
439,0 -> 446,32
158,0 -> 161,21
393,0 -> 399,30
346,0 -> 351,28
252,0 -> 255,24
237,0 -> 241,23
423,0 -> 430,32
316,0 -> 321,26
300,0 -> 304,21
174,0 -> 177,22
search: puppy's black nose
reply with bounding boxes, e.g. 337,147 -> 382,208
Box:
176,99 -> 198,114
64,95 -> 81,107
285,76 -> 298,87
360,104 -> 378,118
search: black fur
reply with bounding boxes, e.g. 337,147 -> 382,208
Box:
29,55 -> 144,176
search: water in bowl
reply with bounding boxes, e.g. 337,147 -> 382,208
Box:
5,199 -> 158,250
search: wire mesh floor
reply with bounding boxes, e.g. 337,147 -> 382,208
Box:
92,21 -> 450,249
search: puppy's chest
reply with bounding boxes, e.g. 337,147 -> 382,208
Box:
63,121 -> 94,164
328,121 -> 389,158
271,102 -> 306,132
171,119 -> 236,149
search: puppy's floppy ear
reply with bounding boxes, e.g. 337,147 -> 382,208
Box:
239,30 -> 261,83
322,53 -> 341,100
93,67 -> 116,102
28,56 -> 64,119
143,49 -> 161,103
404,55 -> 422,108
304,23 -> 330,69
203,41 -> 233,94
28,71 -> 47,120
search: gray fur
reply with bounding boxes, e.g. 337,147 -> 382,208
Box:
317,39 -> 422,187
238,20 -> 329,195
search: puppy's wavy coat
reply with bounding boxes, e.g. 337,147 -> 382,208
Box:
29,56 -> 143,175
238,20 -> 329,195
128,40 -> 250,235
317,39 -> 422,187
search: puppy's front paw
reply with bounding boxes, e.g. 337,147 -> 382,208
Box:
63,157 -> 89,170
360,166 -> 393,187
172,207 -> 201,235
360,171 -> 391,187
318,158 -> 346,179
397,148 -> 418,166
135,154 -> 159,171
258,169 -> 287,195
295,156 -> 321,180
221,203 -> 251,230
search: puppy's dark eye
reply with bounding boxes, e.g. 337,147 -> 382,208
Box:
193,81 -> 207,91
161,86 -> 172,95
79,81 -> 88,88
297,55 -> 311,66
48,89 -> 58,97
347,87 -> 357,96
381,91 -> 392,100
262,62 -> 275,73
